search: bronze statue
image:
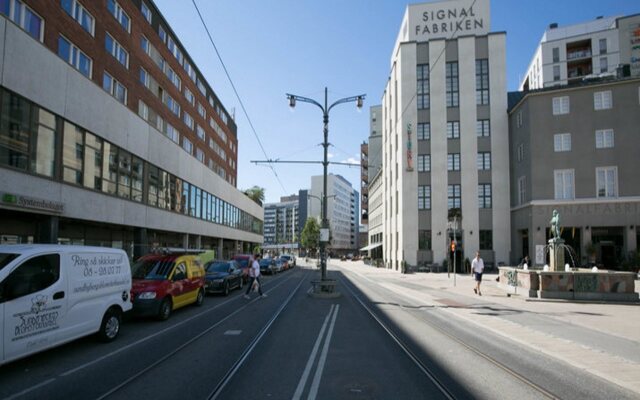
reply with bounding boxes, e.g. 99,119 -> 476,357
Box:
550,209 -> 561,240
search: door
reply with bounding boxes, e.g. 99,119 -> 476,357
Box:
2,253 -> 67,363
169,262 -> 190,308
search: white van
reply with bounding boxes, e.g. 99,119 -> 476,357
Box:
0,245 -> 132,366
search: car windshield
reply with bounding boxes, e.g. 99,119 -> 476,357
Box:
0,253 -> 19,271
132,258 -> 175,280
281,255 -> 291,260
207,262 -> 229,273
235,259 -> 249,268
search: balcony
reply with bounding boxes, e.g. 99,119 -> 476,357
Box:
567,49 -> 591,61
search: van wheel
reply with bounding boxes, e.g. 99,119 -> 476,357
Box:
99,309 -> 121,342
223,281 -> 230,296
195,289 -> 205,306
158,298 -> 172,321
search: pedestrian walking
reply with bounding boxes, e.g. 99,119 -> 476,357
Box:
471,251 -> 485,296
244,253 -> 266,299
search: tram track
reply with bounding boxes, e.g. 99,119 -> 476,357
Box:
338,270 -> 561,400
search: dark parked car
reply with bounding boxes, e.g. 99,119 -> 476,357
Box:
280,254 -> 296,268
204,260 -> 243,296
259,258 -> 277,275
232,254 -> 252,283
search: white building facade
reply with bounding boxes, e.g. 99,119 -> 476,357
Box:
382,0 -> 509,271
310,174 -> 359,254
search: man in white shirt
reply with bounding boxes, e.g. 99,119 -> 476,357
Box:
244,254 -> 266,299
471,251 -> 485,296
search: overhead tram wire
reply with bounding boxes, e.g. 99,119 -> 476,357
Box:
190,0 -> 286,192
398,0 -> 478,121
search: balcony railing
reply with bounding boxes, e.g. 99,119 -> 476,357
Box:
567,49 -> 591,60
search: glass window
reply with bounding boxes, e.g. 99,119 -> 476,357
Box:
446,62 -> 459,107
477,152 -> 491,170
447,153 -> 460,171
196,125 -> 205,140
83,131 -> 102,190
596,167 -> 617,198
552,96 -> 569,115
476,120 -> 490,137
0,90 -> 31,170
553,133 -> 571,152
599,38 -> 607,55
158,25 -> 166,43
553,65 -> 560,81
554,169 -> 574,200
102,142 -> 117,195
2,254 -> 60,300
1,0 -> 44,41
197,103 -> 206,119
595,129 -> 614,149
417,122 -> 430,140
552,47 -> 559,63
478,184 -> 492,208
479,230 -> 492,250
131,155 -> 143,202
141,2 -> 151,23
140,35 -> 150,55
61,0 -> 94,36
184,88 -> 195,105
447,184 -> 461,209
58,36 -> 92,78
475,59 -> 489,105
417,154 -> 430,172
517,176 -> 526,205
31,108 -> 57,178
600,57 -> 608,73
105,33 -> 128,68
117,149 -> 131,199
182,137 -> 193,154
594,91 -> 612,110
63,121 -> 84,185
107,0 -> 130,32
183,112 -> 194,130
103,72 -> 127,104
147,164 -> 159,207
447,121 -> 460,139
417,64 -> 430,110
165,123 -> 179,143
418,230 -> 431,250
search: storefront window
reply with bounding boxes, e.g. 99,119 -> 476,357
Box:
83,132 -> 102,190
102,143 -> 117,195
0,90 -> 30,170
63,121 -> 83,185
131,155 -> 143,202
31,108 -> 57,177
117,149 -> 131,199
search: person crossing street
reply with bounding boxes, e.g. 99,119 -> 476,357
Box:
244,253 -> 266,299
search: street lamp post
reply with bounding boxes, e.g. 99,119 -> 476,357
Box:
287,88 -> 365,282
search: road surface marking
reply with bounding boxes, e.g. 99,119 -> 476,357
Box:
308,304 -> 340,400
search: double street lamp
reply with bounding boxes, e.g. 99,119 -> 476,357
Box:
287,88 -> 365,282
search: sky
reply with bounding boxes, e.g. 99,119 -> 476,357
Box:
154,0 -> 639,206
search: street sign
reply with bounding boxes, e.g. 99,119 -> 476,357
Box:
320,228 -> 329,242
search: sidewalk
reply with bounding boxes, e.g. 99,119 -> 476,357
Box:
328,259 -> 640,395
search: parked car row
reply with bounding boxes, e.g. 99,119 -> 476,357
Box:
0,245 -> 295,367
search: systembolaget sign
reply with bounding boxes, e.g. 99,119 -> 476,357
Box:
1,192 -> 64,213
408,0 -> 490,41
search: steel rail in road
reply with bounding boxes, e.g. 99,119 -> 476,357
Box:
339,269 -> 561,400
94,272 -> 304,400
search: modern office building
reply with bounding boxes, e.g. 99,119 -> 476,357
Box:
509,75 -> 640,269
362,105 -> 383,257
360,141 -> 369,226
382,0 -> 509,271
0,0 -> 263,258
309,174 -> 359,254
519,14 -> 640,91
262,195 -> 300,251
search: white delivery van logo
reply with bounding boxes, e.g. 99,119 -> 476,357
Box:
13,295 -> 61,342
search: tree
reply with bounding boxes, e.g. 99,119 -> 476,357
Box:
243,186 -> 265,205
301,218 -> 320,253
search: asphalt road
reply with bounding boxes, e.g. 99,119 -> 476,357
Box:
0,263 -> 637,400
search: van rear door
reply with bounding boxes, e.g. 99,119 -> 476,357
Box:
2,253 -> 67,362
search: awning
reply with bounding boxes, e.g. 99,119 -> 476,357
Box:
359,243 -> 383,252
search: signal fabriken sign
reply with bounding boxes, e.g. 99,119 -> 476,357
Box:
408,0 -> 490,42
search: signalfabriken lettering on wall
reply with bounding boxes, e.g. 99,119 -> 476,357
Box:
408,0 -> 490,42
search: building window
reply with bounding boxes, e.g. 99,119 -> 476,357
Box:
552,96 -> 569,115
139,67 -> 150,88
476,59 -> 489,105
553,133 -> 571,152
447,153 -> 460,171
594,91 -> 612,110
182,137 -> 193,155
102,72 -> 127,104
600,57 -> 608,73
516,112 -> 522,128
140,35 -> 150,55
165,123 -> 179,144
105,33 -> 129,68
197,103 -> 206,119
140,2 -> 151,24
138,100 -> 149,120
599,38 -> 607,55
107,0 -> 130,32
479,230 -> 492,250
446,62 -> 459,107
185,88 -> 195,106
516,143 -> 524,162
196,125 -> 205,141
418,230 -> 431,250
476,119 -> 490,137
184,61 -> 196,82
517,176 -> 526,205
417,122 -> 430,140
447,121 -> 460,139
57,36 -> 92,78
167,36 -> 184,65
417,64 -> 430,109
183,112 -> 194,130
163,64 -> 181,90
158,25 -> 167,43
478,184 -> 492,208
1,0 -> 44,42
553,65 -> 560,81
418,154 -> 430,172
162,92 -> 180,116
554,169 -> 574,200
447,185 -> 461,209
418,185 -> 431,210
61,0 -> 94,36
477,152 -> 491,170
596,166 -> 617,198
196,78 -> 207,96
552,47 -> 559,63
195,148 -> 204,163
595,129 -> 614,149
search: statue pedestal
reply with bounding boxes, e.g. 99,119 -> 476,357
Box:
548,239 -> 565,272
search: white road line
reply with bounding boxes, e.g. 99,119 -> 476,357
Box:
307,304 -> 340,400
292,305 -> 336,400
